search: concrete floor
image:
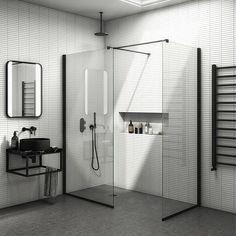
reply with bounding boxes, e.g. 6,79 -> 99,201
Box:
69,184 -> 114,207
0,188 -> 235,236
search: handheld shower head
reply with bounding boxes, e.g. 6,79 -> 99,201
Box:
95,12 -> 108,36
93,112 -> 96,129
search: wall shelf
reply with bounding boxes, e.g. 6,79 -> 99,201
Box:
120,132 -> 162,136
119,111 -> 168,123
6,148 -> 63,177
119,111 -> 163,114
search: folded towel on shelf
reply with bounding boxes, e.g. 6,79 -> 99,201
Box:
44,167 -> 58,198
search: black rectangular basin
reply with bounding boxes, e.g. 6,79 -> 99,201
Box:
20,138 -> 50,152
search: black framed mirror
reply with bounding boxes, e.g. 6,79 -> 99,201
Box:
6,61 -> 42,118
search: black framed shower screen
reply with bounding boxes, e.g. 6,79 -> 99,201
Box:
62,49 -> 115,207
161,42 -> 201,221
62,41 -> 201,220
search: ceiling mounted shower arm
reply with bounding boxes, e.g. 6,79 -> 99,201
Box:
99,12 -> 103,32
95,12 -> 108,36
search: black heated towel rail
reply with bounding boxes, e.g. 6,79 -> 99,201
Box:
212,64 -> 236,170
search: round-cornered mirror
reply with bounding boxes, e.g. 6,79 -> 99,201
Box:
6,61 -> 42,118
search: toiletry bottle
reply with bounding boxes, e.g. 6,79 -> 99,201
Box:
128,120 -> 134,133
144,122 -> 149,134
11,131 -> 18,149
139,123 -> 143,134
149,124 -> 153,135
135,127 -> 138,134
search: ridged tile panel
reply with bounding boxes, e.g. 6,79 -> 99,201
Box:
0,0 -> 103,208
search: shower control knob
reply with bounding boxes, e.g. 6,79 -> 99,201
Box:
80,118 -> 86,133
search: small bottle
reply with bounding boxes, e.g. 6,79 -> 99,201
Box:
11,131 -> 18,149
135,127 -> 138,134
144,122 -> 149,134
139,123 -> 143,134
149,124 -> 153,135
128,120 -> 134,133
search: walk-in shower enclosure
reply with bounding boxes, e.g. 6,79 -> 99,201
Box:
63,41 -> 201,219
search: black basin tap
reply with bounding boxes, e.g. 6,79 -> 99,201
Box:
30,126 -> 37,135
22,126 -> 37,135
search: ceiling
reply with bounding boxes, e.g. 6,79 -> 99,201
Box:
23,0 -> 191,20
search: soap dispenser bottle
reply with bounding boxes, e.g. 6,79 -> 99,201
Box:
128,120 -> 134,133
139,123 -> 143,134
11,131 -> 18,150
149,124 -> 153,135
144,122 -> 149,134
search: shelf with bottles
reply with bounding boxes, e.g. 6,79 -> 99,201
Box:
118,111 -> 164,136
121,120 -> 162,136
120,132 -> 162,136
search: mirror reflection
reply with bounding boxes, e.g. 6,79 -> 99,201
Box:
7,61 -> 42,118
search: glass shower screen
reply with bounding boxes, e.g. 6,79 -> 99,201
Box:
85,69 -> 108,115
162,42 -> 199,220
65,49 -> 114,207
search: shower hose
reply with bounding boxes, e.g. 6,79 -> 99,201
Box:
90,125 -> 100,171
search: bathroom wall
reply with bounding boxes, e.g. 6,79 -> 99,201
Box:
0,0 -> 103,209
162,42 -> 198,206
106,0 -> 236,213
112,45 -> 163,195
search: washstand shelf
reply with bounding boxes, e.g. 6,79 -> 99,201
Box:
6,148 -> 63,177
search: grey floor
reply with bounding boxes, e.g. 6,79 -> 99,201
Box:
0,188 -> 235,236
69,184 -> 114,206
69,184 -> 195,218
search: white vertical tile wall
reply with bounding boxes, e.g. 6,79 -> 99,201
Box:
106,0 -> 236,213
116,134 -> 162,196
114,45 -> 162,113
0,0 -> 104,208
162,42 -> 198,205
113,46 -> 163,195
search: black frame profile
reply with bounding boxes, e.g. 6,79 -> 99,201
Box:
62,41 -> 202,221
62,55 -> 67,194
197,48 -> 202,207
6,60 -> 43,118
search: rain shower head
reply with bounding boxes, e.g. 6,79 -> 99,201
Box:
95,32 -> 108,36
95,12 -> 108,36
